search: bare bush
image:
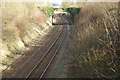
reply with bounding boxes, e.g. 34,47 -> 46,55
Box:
70,2 -> 119,78
1,2 -> 48,66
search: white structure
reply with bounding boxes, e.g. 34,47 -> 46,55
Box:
54,11 -> 68,15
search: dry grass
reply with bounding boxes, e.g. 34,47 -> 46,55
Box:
0,2 -> 50,66
70,2 -> 119,78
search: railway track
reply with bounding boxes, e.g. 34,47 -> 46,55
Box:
26,26 -> 67,79
1,26 -> 63,78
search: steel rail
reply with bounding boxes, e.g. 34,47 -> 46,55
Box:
39,31 -> 67,79
1,26 -> 59,78
25,26 -> 64,78
9,26 -> 62,78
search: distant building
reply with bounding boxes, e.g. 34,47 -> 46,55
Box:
58,9 -> 63,12
54,9 -> 63,12
54,8 -> 67,15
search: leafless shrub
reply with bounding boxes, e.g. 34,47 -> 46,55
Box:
70,2 -> 119,78
1,2 -> 48,63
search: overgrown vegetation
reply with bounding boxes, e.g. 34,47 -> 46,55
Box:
0,2 -> 52,69
40,7 -> 80,23
70,2 -> 119,78
40,7 -> 57,17
62,7 -> 81,23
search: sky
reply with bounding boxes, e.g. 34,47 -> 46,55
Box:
48,0 -> 63,7
48,0 -> 63,4
48,0 -> 77,7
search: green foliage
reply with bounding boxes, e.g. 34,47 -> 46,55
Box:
40,7 -> 57,17
66,7 -> 80,16
2,53 -> 17,65
62,8 -> 68,12
40,7 -> 81,21
63,7 -> 81,23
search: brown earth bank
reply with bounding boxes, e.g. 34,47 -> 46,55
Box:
1,25 -> 62,78
1,14 -> 72,78
0,2 -> 53,71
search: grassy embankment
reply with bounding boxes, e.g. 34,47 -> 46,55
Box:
0,2 -> 55,69
69,2 -> 119,78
